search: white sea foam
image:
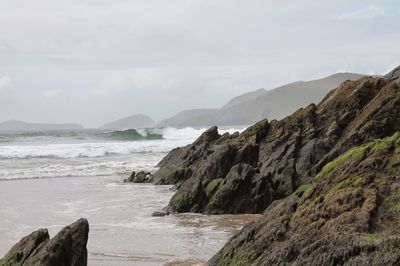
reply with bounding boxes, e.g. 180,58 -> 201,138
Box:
0,141 -> 182,159
0,126 -> 246,180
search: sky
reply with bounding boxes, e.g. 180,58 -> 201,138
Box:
0,0 -> 399,127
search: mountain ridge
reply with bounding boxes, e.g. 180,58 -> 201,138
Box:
157,72 -> 365,127
99,114 -> 155,129
0,120 -> 83,131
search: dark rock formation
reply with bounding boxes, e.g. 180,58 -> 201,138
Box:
155,67 -> 400,214
124,170 -> 153,183
151,210 -> 167,217
207,132 -> 400,265
385,65 -> 400,84
0,218 -> 89,266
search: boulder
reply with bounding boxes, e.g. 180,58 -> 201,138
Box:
0,218 -> 89,266
124,171 -> 136,182
124,171 -> 153,183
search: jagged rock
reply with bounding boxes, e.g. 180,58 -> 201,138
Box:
124,171 -> 136,182
154,67 -> 400,214
0,229 -> 50,266
0,218 -> 89,266
152,126 -> 224,185
385,65 -> 400,84
204,163 -> 273,214
124,171 -> 153,183
151,210 -> 167,217
207,133 -> 400,265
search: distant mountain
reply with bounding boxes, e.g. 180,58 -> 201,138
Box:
157,109 -> 218,128
222,88 -> 267,109
157,72 -> 365,127
0,120 -> 83,131
100,114 -> 155,129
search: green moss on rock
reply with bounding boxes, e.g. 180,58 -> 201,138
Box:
205,178 -> 224,195
154,166 -> 174,178
217,247 -> 258,266
170,193 -> 191,211
294,184 -> 311,197
207,181 -> 237,211
334,176 -> 363,190
371,132 -> 400,153
315,142 -> 375,182
359,232 -> 381,243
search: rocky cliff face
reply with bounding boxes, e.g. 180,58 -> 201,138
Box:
385,65 -> 400,84
154,71 -> 400,215
0,219 -> 89,266
207,132 -> 400,265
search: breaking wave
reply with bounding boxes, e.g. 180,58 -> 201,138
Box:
100,129 -> 163,141
0,126 -> 246,180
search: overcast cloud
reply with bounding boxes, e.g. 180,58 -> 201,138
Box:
0,0 -> 399,127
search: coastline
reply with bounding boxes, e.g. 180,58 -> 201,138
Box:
0,175 -> 258,266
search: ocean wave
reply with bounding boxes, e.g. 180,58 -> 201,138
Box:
0,126 -> 246,180
99,129 -> 163,141
0,126 -> 246,143
141,126 -> 246,141
0,127 -> 245,159
0,142 -> 177,159
0,160 -> 160,181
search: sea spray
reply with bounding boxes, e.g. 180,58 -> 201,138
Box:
0,127 -> 246,180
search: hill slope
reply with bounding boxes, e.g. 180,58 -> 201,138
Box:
157,109 -> 217,128
100,114 -> 155,129
0,120 -> 83,131
158,72 -> 365,127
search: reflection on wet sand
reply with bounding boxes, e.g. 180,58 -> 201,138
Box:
164,258 -> 205,266
89,214 -> 260,265
0,176 -> 259,266
175,213 -> 260,230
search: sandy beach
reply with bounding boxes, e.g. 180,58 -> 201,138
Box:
0,175 -> 258,265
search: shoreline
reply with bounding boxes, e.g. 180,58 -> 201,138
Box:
0,174 -> 258,265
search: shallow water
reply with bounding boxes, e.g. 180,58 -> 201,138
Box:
0,127 -> 255,265
0,175 -> 258,265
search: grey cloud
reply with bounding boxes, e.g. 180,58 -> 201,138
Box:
0,0 -> 399,127
336,5 -> 387,20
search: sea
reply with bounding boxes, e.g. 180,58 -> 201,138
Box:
0,127 -> 258,265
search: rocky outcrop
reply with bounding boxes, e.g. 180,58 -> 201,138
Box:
207,132 -> 400,265
385,65 -> 400,84
0,218 -> 89,266
124,170 -> 153,183
155,67 -> 400,214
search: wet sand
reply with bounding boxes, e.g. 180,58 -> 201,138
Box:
0,176 -> 259,265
